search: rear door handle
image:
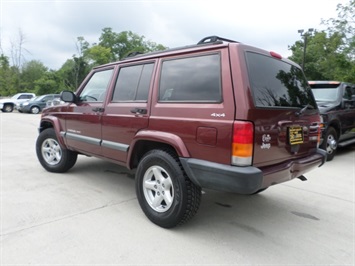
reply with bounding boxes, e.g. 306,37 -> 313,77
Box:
130,108 -> 147,114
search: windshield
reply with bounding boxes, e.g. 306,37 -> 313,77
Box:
311,88 -> 339,101
29,96 -> 41,102
33,95 -> 46,101
11,94 -> 21,99
309,84 -> 340,102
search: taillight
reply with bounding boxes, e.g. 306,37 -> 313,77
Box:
317,116 -> 324,147
232,121 -> 254,166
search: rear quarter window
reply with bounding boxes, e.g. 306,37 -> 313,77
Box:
246,52 -> 316,109
159,53 -> 222,102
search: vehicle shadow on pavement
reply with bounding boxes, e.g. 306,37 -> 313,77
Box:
67,156 -> 321,234
335,144 -> 355,158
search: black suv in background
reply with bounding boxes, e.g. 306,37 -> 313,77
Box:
309,81 -> 355,161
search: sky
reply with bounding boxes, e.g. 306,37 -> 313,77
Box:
0,0 -> 348,70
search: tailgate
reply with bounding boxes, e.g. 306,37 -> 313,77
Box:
242,50 -> 321,166
251,109 -> 321,167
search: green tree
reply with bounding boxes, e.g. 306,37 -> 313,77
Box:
289,0 -> 355,83
0,54 -> 15,96
34,71 -> 60,95
56,58 -> 88,91
98,28 -> 167,61
56,29 -> 168,91
20,60 -> 48,92
289,31 -> 350,81
56,37 -> 90,91
323,0 -> 354,59
321,0 -> 355,82
85,45 -> 111,66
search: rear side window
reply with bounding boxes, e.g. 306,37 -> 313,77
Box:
112,63 -> 154,102
159,54 -> 221,102
246,52 -> 316,108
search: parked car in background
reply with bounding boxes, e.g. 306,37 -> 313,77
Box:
309,81 -> 355,161
46,95 -> 63,107
0,93 -> 36,112
17,94 -> 60,114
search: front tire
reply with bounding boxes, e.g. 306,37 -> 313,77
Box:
135,150 -> 201,228
321,127 -> 337,161
2,104 -> 13,112
36,128 -> 77,172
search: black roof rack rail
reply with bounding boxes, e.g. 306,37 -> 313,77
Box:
120,36 -> 238,61
197,36 -> 238,45
125,51 -> 144,58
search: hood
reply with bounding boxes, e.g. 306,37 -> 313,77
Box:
0,98 -> 12,103
316,100 -> 339,113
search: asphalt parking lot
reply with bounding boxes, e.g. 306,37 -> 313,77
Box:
1,112 -> 354,265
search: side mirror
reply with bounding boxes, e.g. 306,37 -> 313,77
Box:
60,91 -> 76,103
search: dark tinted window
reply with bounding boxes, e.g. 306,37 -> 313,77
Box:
159,54 -> 221,102
112,63 -> 154,102
246,52 -> 316,108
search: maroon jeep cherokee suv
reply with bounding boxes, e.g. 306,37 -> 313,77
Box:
36,36 -> 326,228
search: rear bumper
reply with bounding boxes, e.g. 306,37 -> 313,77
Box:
180,148 -> 327,194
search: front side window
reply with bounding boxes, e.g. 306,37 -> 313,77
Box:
344,85 -> 355,100
112,63 -> 154,102
246,52 -> 316,108
159,54 -> 222,102
80,69 -> 114,102
19,95 -> 33,99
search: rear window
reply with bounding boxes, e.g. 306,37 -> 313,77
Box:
246,52 -> 316,109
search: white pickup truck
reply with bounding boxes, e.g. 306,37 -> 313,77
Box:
0,93 -> 36,112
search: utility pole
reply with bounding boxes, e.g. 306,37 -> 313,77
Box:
298,28 -> 314,70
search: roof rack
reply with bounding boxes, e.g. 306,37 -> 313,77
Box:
126,51 -> 144,58
121,35 -> 238,61
197,36 -> 238,45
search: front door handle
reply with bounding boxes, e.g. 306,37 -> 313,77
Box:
130,108 -> 147,114
92,107 -> 105,112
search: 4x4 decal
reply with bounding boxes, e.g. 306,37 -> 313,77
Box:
210,113 -> 225,118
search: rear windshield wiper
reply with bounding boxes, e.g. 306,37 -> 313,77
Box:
296,104 -> 314,116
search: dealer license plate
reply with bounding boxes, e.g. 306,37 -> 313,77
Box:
288,126 -> 304,145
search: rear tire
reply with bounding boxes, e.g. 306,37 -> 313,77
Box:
135,149 -> 201,228
36,128 -> 77,172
